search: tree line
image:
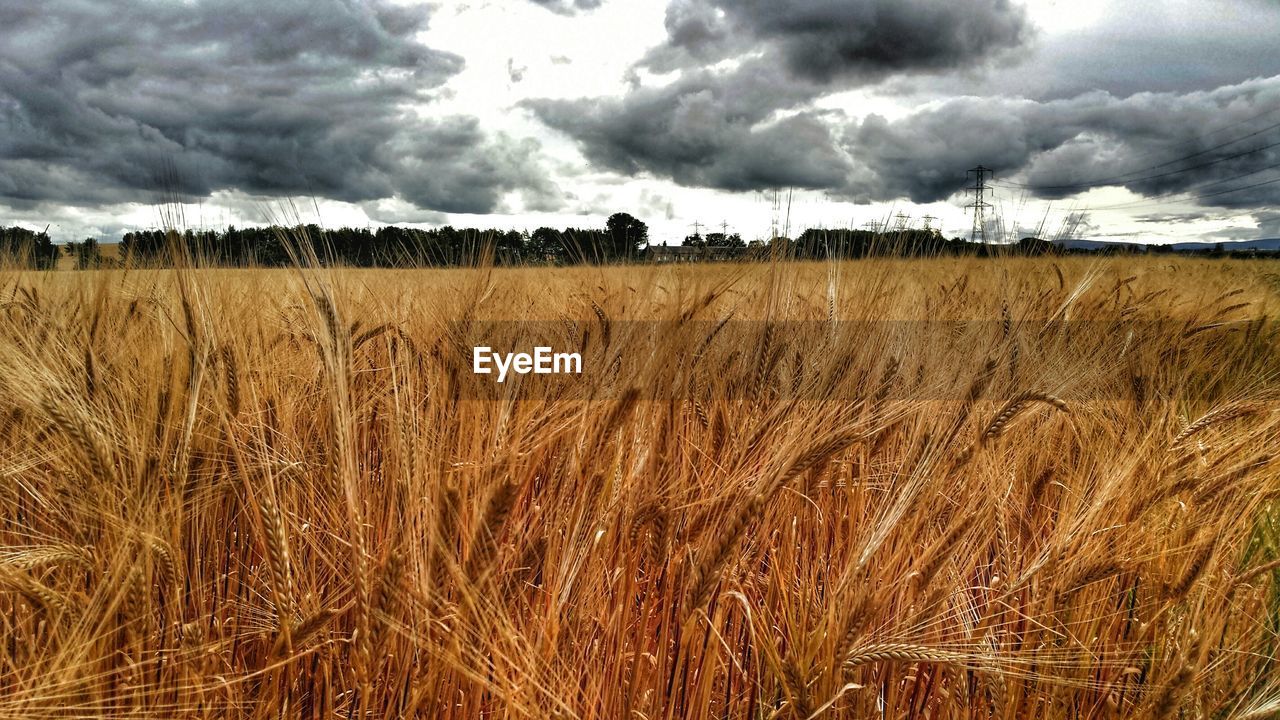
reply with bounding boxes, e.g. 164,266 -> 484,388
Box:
0,213 -> 652,269
2,217 -> 1269,270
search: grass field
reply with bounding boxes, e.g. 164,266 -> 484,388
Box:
2,256 -> 1280,718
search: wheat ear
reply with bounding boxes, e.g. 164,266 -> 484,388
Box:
220,344 -> 240,416
1172,402 -> 1262,446
981,392 -> 1069,442
782,659 -> 811,719
256,494 -> 295,619
845,643 -> 966,668
0,566 -> 68,613
685,492 -> 761,611
465,481 -> 519,582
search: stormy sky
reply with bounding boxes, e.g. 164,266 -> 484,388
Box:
2,0 -> 1278,243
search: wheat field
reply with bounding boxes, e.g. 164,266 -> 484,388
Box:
1,255 -> 1279,719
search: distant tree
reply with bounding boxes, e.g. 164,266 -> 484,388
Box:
682,233 -> 705,248
0,226 -> 58,269
571,228 -> 613,264
493,229 -> 526,265
605,213 -> 648,259
529,227 -> 569,264
65,237 -> 103,269
705,232 -> 744,248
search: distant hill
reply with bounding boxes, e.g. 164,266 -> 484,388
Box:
1053,238 -> 1280,253
1167,238 -> 1280,252
1053,239 -> 1146,252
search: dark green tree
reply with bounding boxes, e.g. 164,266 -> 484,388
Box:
705,232 -> 744,248
605,213 -> 648,260
529,227 -> 569,264
0,226 -> 58,269
65,237 -> 103,269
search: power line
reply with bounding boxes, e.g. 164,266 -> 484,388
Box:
971,152 -> 1280,236
1002,153 -> 1280,214
965,105 -> 1280,231
1177,173 -> 1280,203
997,135 -> 1280,192
1117,160 -> 1280,209
988,99 -> 1280,193
1069,171 -> 1280,213
993,169 -> 1280,216
1092,101 -> 1280,169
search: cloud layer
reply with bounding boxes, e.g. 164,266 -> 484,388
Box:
844,78 -> 1280,206
530,0 -> 1034,195
0,0 -> 559,213
528,0 -> 1280,213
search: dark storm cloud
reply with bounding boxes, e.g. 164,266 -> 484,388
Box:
642,0 -> 1031,84
525,65 -> 851,192
842,77 -> 1280,208
526,0 -> 1280,216
526,0 -> 605,15
0,0 -> 560,214
639,1 -> 733,73
389,117 -> 559,214
905,0 -> 1280,102
531,0 -> 1028,194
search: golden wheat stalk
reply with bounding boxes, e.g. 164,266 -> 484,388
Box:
0,566 -> 68,613
220,344 -> 240,416
981,392 -> 1069,442
781,659 -> 811,720
1172,402 -> 1263,446
845,643 -> 966,668
256,493 -> 295,618
41,394 -> 113,483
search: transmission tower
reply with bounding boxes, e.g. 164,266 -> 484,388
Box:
894,212 -> 910,233
966,166 -> 994,243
